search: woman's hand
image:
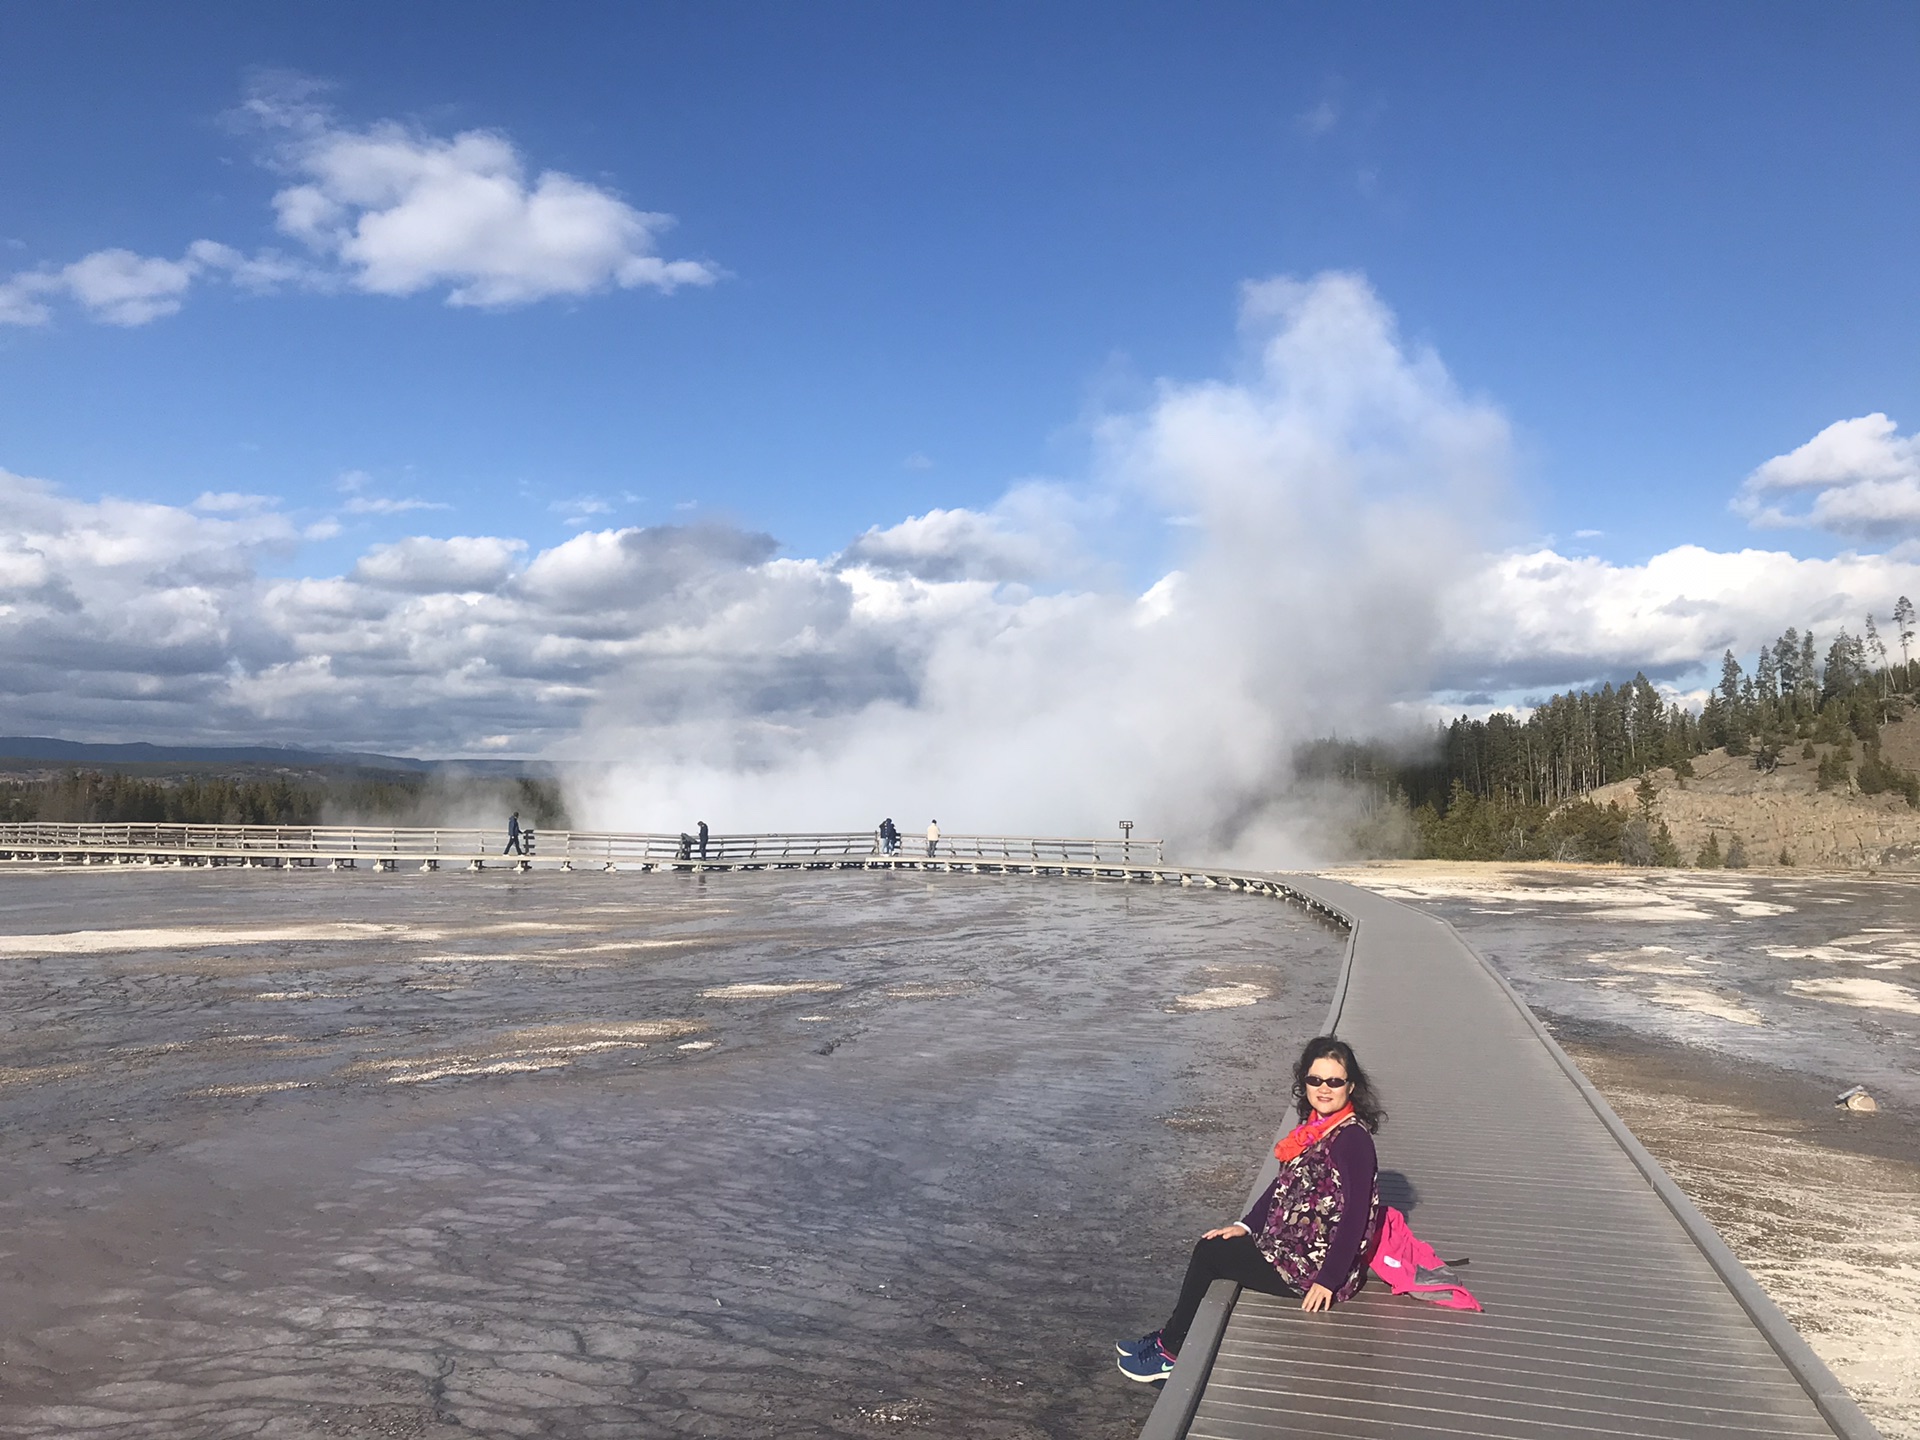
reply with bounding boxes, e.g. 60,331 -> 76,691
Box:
1299,1283 -> 1333,1312
1202,1222 -> 1251,1241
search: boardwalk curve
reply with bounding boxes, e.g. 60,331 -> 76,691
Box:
1143,875 -> 1879,1440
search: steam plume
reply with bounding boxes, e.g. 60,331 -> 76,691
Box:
572,273 -> 1512,862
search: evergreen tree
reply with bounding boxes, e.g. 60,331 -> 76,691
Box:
1718,650 -> 1744,717
1816,750 -> 1850,790
1866,614 -> 1888,675
1775,629 -> 1801,702
1628,674 -> 1663,770
1822,631 -> 1867,701
1652,823 -> 1681,866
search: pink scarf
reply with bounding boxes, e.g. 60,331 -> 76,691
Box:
1274,1103 -> 1355,1164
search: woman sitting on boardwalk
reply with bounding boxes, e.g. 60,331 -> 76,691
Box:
1117,1035 -> 1385,1383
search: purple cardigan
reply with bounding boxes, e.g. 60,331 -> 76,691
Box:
1241,1124 -> 1378,1291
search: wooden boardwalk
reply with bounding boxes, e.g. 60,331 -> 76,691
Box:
1143,875 -> 1879,1440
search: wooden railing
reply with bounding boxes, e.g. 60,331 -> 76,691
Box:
0,823 -> 500,856
0,823 -> 1165,867
926,834 -> 1165,864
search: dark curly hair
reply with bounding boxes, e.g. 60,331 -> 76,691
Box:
1290,1035 -> 1386,1131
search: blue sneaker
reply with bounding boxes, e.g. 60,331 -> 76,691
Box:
1116,1334 -> 1176,1383
1114,1330 -> 1162,1359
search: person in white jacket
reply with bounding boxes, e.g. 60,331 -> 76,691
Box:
925,820 -> 940,858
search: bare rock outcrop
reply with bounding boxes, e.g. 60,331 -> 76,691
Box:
1589,739 -> 1920,870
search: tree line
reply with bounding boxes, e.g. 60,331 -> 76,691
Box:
1300,599 -> 1920,863
0,769 -> 569,829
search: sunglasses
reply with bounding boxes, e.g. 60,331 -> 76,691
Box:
1305,1074 -> 1350,1089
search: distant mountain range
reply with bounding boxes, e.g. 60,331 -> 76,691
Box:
0,737 -> 536,775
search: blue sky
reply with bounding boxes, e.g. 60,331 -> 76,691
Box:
5,2 -> 1920,811
7,3 -> 1916,569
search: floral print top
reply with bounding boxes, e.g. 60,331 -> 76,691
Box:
1246,1121 -> 1382,1299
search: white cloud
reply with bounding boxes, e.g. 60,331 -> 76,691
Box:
0,238 -> 323,329
0,467 -> 848,751
343,495 -> 450,515
264,100 -> 716,307
0,82 -> 715,328
1442,544 -> 1918,696
352,535 -> 524,593
184,239 -> 317,293
550,495 -> 614,526
331,470 -> 447,513
192,490 -> 278,513
1298,100 -> 1339,136
839,506 -> 1053,583
0,469 -> 298,734
2,247 -> 193,327
58,247 -> 200,325
0,276 -> 53,325
1737,413 -> 1920,540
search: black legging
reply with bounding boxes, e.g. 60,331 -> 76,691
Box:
1162,1234 -> 1301,1354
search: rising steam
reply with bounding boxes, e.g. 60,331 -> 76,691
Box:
569,273 -> 1512,862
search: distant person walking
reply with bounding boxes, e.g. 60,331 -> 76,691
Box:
697,820 -> 709,859
504,811 -> 524,856
925,819 -> 940,858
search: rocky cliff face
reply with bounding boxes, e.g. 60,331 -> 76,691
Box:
1590,725 -> 1920,869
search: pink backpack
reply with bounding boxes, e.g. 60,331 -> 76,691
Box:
1368,1206 -> 1483,1311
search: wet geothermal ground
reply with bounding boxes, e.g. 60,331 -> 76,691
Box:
1324,862 -> 1920,1440
0,866 -> 1343,1440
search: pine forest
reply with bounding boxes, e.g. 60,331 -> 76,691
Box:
1299,601 -> 1920,864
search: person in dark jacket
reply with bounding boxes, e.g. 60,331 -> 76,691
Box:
504,811 -> 523,856
1116,1036 -> 1386,1382
697,820 -> 709,859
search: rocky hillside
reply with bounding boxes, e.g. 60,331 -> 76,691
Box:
1590,720 -> 1920,870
